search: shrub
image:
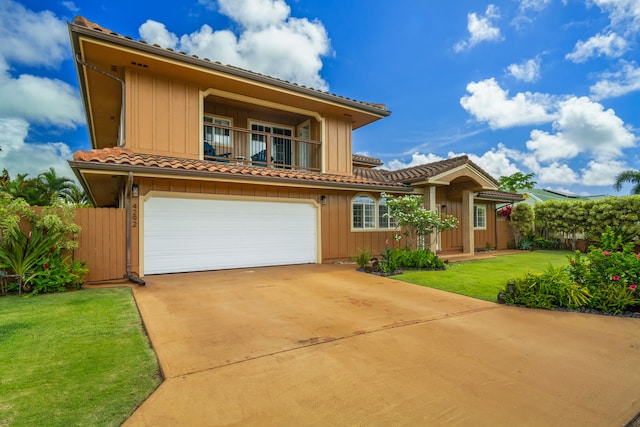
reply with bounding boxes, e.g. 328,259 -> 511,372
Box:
351,248 -> 372,270
502,227 -> 640,314
28,245 -> 88,294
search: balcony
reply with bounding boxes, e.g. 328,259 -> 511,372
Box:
203,123 -> 321,172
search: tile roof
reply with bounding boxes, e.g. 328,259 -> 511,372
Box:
71,148 -> 408,189
352,154 -> 383,167
353,155 -> 500,186
71,16 -> 388,115
476,190 -> 524,201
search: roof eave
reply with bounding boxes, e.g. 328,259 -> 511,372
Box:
67,21 -> 391,119
68,160 -> 414,193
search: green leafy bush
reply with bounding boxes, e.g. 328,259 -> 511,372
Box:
502,227 -> 640,314
351,248 -> 372,270
28,245 -> 88,294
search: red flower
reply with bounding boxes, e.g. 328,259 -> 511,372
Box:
602,251 -> 611,256
49,246 -> 56,253
612,275 -> 620,281
629,284 -> 638,291
636,253 -> 640,259
44,263 -> 49,270
385,239 -> 390,246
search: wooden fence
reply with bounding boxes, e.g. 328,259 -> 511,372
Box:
73,208 -> 127,283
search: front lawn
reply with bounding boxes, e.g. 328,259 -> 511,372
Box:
0,287 -> 161,426
394,250 -> 571,302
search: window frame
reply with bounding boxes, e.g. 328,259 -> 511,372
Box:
474,204 -> 487,229
203,114 -> 233,147
377,196 -> 398,230
351,194 -> 400,232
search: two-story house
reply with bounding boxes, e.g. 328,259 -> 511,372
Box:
68,17 -> 521,277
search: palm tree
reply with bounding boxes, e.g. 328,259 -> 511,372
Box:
613,170 -> 640,195
37,168 -> 74,204
64,183 -> 92,207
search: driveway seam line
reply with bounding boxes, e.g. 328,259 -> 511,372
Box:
171,305 -> 501,379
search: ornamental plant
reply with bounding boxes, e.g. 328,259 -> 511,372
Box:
0,193 -> 85,294
383,193 -> 458,250
501,227 -> 640,314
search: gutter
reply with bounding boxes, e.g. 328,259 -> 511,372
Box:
74,54 -> 126,147
125,172 -> 145,286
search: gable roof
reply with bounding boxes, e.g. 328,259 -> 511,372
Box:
354,155 -> 500,186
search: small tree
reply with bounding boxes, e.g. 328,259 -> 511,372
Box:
510,203 -> 534,248
499,172 -> 536,193
384,194 -> 458,250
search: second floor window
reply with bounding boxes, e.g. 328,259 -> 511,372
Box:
204,116 -> 232,146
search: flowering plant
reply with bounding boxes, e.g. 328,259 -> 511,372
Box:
498,205 -> 512,220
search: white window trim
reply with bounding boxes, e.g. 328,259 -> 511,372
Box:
204,114 -> 234,147
474,204 -> 487,230
351,194 -> 400,232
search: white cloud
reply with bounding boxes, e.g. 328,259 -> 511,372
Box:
518,156 -> 580,185
566,32 -> 628,63
580,159 -> 627,186
139,20 -> 179,49
591,61 -> 640,99
138,0 -> 331,90
593,0 -> 640,35
0,0 -> 69,68
507,57 -> 541,82
0,66 -> 83,128
385,152 -> 444,171
526,96 -> 636,162
449,144 -> 520,180
0,118 -> 75,179
218,0 -> 290,29
454,5 -> 502,52
519,0 -> 552,11
62,1 -> 79,13
460,78 -> 556,129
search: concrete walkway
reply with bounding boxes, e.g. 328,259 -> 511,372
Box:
124,264 -> 640,426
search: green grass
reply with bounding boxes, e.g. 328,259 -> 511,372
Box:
394,250 -> 572,302
0,287 -> 161,426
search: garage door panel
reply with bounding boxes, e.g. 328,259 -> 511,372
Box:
144,197 -> 317,274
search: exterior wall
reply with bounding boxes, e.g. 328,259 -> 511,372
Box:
474,203 -> 497,250
323,116 -> 353,176
129,178 -> 399,274
126,69 -> 201,158
125,69 -> 353,176
434,187 -> 498,252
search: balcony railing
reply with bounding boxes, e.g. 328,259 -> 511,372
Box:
203,123 -> 321,172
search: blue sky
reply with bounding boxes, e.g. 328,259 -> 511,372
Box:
1,0 -> 639,195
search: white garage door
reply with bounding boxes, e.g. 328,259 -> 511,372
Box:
143,197 -> 317,275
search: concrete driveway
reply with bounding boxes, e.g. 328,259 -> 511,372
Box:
125,264 -> 640,426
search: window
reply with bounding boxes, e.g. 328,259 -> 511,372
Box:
352,195 -> 398,231
352,195 -> 376,229
474,205 -> 487,229
250,122 -> 293,167
378,197 -> 398,229
204,116 -> 232,146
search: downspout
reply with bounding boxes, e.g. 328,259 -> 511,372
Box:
125,172 -> 145,285
75,55 -> 126,147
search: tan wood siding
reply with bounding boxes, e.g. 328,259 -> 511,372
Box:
74,208 -> 126,283
131,178 -> 399,270
323,116 -> 352,176
474,203 -> 497,250
126,69 -> 200,158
